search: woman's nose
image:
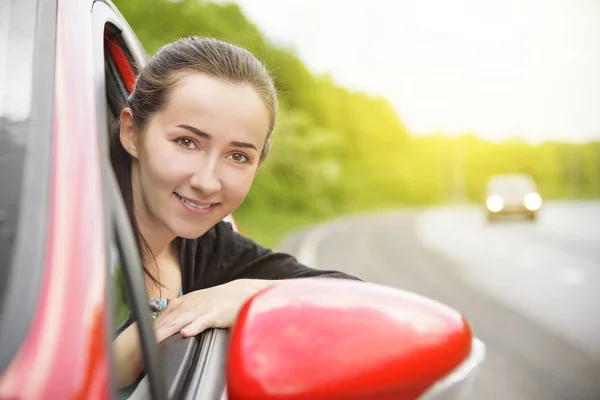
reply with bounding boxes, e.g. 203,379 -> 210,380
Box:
189,167 -> 222,197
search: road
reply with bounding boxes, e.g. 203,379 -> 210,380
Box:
277,200 -> 600,400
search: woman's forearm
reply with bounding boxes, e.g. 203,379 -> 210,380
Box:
112,322 -> 145,389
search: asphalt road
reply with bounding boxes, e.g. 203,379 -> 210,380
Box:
277,200 -> 600,400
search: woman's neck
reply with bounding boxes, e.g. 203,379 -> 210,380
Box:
138,216 -> 174,262
136,213 -> 178,294
130,173 -> 176,265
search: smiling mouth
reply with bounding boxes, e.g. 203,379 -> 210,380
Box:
174,193 -> 217,210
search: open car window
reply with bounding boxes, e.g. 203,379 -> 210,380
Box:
107,170 -> 168,400
92,3 -> 229,398
92,4 -> 166,399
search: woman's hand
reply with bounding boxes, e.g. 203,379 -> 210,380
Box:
153,279 -> 274,343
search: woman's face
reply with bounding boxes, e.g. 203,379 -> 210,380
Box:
121,73 -> 271,241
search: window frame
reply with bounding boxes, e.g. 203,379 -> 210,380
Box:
92,3 -> 230,399
92,3 -> 167,399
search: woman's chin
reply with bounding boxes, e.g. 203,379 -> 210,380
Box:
174,227 -> 211,240
170,218 -> 221,239
167,205 -> 234,239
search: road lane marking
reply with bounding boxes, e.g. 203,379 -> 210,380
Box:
295,219 -> 350,268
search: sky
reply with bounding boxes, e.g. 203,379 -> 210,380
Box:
229,0 -> 600,143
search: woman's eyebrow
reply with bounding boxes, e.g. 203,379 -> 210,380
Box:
177,124 -> 212,139
177,124 -> 258,151
231,141 -> 258,151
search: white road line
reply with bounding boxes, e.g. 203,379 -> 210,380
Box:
295,220 -> 346,268
294,215 -> 368,268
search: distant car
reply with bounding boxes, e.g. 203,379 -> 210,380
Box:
485,174 -> 542,222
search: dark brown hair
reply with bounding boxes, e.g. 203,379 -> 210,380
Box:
109,36 -> 278,284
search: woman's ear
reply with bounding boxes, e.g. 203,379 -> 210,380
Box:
119,108 -> 140,160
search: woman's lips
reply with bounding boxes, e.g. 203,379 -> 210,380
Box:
174,193 -> 218,215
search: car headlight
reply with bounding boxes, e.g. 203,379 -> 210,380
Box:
524,193 -> 542,211
486,195 -> 503,212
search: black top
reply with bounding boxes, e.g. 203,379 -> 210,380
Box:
177,220 -> 361,294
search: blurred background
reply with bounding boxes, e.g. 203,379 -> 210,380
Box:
115,0 -> 600,398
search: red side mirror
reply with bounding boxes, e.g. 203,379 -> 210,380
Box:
227,278 -> 483,400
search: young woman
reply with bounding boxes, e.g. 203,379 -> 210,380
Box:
110,36 -> 360,389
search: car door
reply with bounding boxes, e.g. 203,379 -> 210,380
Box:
91,2 -> 229,399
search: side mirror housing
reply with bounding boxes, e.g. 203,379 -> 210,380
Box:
227,278 -> 484,400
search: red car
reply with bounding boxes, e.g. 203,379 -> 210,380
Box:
0,0 -> 485,399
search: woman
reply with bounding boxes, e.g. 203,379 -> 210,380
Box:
110,36 -> 360,389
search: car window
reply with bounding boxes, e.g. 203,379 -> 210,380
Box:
96,12 -> 228,400
109,238 -> 142,400
489,175 -> 536,195
110,242 -> 136,336
92,7 -> 167,397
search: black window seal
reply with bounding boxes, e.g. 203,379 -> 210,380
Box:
0,0 -> 57,374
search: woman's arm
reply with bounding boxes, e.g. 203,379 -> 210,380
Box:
112,322 -> 144,389
153,278 -> 275,341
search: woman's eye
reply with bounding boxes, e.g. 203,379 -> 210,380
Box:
177,138 -> 197,149
228,152 -> 249,163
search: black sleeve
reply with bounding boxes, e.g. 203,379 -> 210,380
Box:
207,221 -> 362,284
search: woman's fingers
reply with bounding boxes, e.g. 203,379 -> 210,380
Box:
154,309 -> 195,343
155,296 -> 182,321
180,314 -> 213,337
